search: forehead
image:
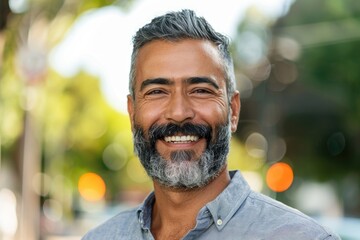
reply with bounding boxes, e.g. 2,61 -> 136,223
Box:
134,39 -> 225,87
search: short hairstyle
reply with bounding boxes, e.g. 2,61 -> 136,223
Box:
129,9 -> 236,102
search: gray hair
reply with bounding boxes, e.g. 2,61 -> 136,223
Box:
129,9 -> 236,102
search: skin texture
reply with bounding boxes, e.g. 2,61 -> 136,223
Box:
127,39 -> 240,240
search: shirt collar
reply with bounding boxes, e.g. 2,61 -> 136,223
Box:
136,170 -> 251,231
137,191 -> 155,230
205,170 -> 251,230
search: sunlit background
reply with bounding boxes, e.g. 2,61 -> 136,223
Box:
1,0 -> 360,239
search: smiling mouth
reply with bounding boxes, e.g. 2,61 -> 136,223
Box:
164,135 -> 199,143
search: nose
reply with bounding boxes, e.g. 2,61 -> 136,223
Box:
164,92 -> 195,124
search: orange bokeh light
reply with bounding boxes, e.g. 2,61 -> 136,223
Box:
78,172 -> 106,202
266,162 -> 294,192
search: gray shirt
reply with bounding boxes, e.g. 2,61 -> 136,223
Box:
82,171 -> 340,240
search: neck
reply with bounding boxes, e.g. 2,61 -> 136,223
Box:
151,167 -> 230,239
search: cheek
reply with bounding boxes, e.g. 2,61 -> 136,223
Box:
133,102 -> 163,128
194,100 -> 229,123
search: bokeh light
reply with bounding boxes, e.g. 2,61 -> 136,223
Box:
228,137 -> 265,171
267,137 -> 287,163
126,157 -> 151,183
236,31 -> 266,65
9,0 -> 29,13
43,199 -> 63,222
294,182 -> 343,217
266,162 -> 293,192
327,131 -> 346,156
0,188 -> 18,237
237,73 -> 253,99
242,171 -> 263,192
273,60 -> 298,85
275,37 -> 301,61
32,172 -> 52,196
245,57 -> 272,83
245,132 -> 268,158
78,172 -> 106,202
102,143 -> 128,171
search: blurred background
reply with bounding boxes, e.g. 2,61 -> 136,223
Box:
0,0 -> 359,239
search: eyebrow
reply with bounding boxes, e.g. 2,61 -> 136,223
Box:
139,76 -> 220,91
140,78 -> 172,91
187,77 -> 220,89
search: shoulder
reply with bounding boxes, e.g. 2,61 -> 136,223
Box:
232,191 -> 340,239
247,191 -> 317,222
82,208 -> 139,240
247,191 -> 308,217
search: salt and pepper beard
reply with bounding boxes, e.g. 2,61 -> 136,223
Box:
133,120 -> 231,189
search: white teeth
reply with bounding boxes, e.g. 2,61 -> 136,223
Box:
164,135 -> 199,143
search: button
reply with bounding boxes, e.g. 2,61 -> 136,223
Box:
216,219 -> 223,226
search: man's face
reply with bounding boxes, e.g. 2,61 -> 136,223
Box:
128,39 -> 240,188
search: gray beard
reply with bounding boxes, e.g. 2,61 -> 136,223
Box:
133,122 -> 231,189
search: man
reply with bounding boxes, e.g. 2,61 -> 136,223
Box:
83,9 -> 340,240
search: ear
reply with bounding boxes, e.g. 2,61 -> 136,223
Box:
229,90 -> 240,133
127,94 -> 135,131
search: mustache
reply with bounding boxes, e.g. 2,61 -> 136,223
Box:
148,123 -> 212,143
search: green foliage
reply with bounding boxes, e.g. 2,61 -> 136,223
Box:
277,0 -> 360,137
276,0 -> 360,25
0,0 -> 140,217
233,0 -> 360,182
41,70 -> 152,198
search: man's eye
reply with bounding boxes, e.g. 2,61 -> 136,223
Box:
146,89 -> 165,95
192,88 -> 212,94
